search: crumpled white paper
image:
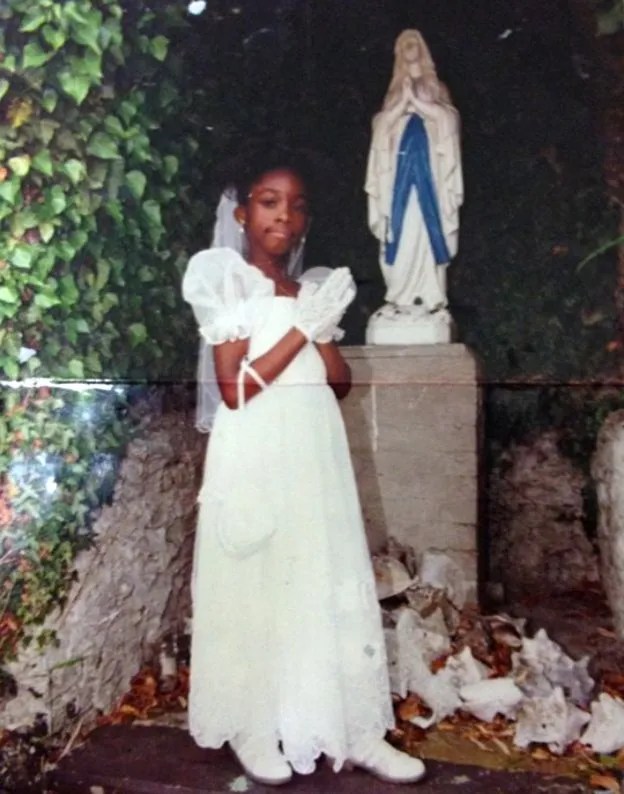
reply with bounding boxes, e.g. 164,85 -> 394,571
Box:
385,608 -> 459,725
514,686 -> 590,754
581,693 -> 624,754
441,646 -> 490,689
419,550 -> 468,609
373,555 -> 416,600
512,629 -> 594,706
459,678 -> 524,722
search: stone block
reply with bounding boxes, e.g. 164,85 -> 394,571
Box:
342,344 -> 481,600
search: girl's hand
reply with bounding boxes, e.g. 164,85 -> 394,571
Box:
293,268 -> 355,341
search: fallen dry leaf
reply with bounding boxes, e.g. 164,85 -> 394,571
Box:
490,736 -> 512,756
588,772 -> 620,792
467,735 -> 491,752
595,627 -> 618,639
397,694 -> 430,722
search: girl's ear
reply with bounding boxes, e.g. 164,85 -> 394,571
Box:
234,205 -> 246,227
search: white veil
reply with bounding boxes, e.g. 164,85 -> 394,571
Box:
195,187 -> 305,432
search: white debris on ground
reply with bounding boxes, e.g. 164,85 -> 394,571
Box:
580,693 -> 624,754
372,543 -> 624,756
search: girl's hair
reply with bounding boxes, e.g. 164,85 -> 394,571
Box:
222,142 -> 322,210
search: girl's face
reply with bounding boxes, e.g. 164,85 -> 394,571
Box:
237,169 -> 310,263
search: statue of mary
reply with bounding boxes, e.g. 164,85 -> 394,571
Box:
365,30 -> 463,344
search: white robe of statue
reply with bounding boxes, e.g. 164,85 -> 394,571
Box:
365,30 -> 463,340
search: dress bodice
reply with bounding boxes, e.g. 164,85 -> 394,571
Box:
248,296 -> 327,386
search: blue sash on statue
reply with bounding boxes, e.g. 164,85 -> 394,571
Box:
385,114 -> 450,266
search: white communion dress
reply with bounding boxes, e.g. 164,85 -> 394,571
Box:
182,248 -> 395,774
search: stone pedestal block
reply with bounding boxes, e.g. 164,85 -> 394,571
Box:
592,410 -> 624,640
342,344 -> 481,601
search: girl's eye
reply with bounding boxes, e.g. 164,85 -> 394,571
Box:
293,202 -> 309,214
260,198 -> 277,208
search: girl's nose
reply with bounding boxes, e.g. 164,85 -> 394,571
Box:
276,201 -> 291,222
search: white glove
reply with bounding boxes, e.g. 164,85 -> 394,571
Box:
315,303 -> 350,344
293,267 -> 355,342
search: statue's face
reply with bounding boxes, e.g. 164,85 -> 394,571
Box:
400,36 -> 422,78
402,37 -> 420,64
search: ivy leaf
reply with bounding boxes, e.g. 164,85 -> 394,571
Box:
104,200 -> 123,224
41,24 -> 67,50
125,170 -> 146,199
10,246 -> 35,270
95,260 -> 110,289
118,99 -> 138,125
0,79 -> 9,102
0,177 -> 21,206
22,42 -> 54,69
138,266 -> 155,283
3,357 -> 19,379
19,11 -> 48,32
34,293 -> 61,308
103,114 -> 125,138
149,35 -> 169,62
2,55 -> 16,74
57,70 -> 91,105
162,155 -> 178,182
39,222 -> 55,243
37,119 -> 60,145
0,286 -> 19,304
86,132 -> 119,160
70,10 -> 103,53
85,351 -> 102,374
69,229 -> 88,252
596,3 -> 624,35
41,88 -> 58,113
72,50 -> 103,81
142,199 -> 162,227
67,358 -> 85,379
56,128 -> 78,150
129,322 -> 148,347
32,150 -> 54,176
63,158 -> 86,185
8,155 -> 31,177
49,185 -> 67,215
60,274 -> 79,304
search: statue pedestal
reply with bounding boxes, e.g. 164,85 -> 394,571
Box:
341,344 -> 481,603
365,304 -> 454,345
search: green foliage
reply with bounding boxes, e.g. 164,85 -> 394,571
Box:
0,386 -> 130,658
592,0 -> 624,35
0,0 -> 200,382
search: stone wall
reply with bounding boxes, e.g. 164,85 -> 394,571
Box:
3,406 -> 205,732
489,430 -> 600,602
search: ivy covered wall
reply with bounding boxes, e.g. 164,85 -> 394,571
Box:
0,0 -> 208,660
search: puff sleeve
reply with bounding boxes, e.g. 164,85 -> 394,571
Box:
182,247 -> 273,344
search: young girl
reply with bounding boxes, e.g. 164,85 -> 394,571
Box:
182,150 -> 426,786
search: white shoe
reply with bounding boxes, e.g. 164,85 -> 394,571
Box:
229,734 -> 293,786
347,738 -> 426,784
